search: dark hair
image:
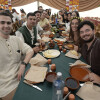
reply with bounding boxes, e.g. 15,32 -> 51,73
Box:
20,9 -> 26,14
67,12 -> 72,22
12,9 -> 19,14
38,6 -> 43,10
27,12 -> 35,18
72,11 -> 80,17
0,8 -> 4,10
78,20 -> 94,31
0,11 -> 13,22
69,17 -> 81,40
59,10 -> 63,13
63,13 -> 68,23
67,12 -> 72,16
34,11 -> 41,15
5,10 -> 13,19
42,10 -> 47,13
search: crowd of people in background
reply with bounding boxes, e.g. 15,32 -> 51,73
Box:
0,5 -> 100,100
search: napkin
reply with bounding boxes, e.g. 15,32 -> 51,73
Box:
70,60 -> 91,68
65,50 -> 81,59
76,82 -> 100,100
29,53 -> 47,66
24,65 -> 47,83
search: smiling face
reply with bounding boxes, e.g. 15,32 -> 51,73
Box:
80,24 -> 95,43
0,15 -> 12,35
27,15 -> 36,27
41,12 -> 46,20
35,12 -> 41,22
71,19 -> 79,32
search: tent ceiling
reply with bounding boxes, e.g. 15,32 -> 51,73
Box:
11,0 -> 100,12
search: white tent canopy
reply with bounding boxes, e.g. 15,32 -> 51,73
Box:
13,1 -> 100,17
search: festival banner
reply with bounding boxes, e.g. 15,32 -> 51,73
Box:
0,0 -> 12,10
66,0 -> 79,12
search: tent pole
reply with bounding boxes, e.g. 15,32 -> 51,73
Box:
37,0 -> 39,10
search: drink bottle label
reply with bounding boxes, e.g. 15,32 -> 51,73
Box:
56,90 -> 61,95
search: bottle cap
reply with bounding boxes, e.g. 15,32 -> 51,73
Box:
48,59 -> 52,64
68,94 -> 75,100
51,64 -> 56,72
57,72 -> 62,77
63,87 -> 69,97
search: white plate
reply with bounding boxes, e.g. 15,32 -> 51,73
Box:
43,49 -> 60,58
54,38 -> 66,42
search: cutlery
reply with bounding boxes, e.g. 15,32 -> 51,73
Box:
63,91 -> 71,100
49,64 -> 52,72
24,80 -> 42,91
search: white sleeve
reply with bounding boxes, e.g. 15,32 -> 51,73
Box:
65,22 -> 70,31
37,23 -> 43,31
17,15 -> 21,21
36,24 -> 41,40
37,32 -> 41,40
17,37 -> 33,54
15,31 -> 25,42
12,17 -> 16,22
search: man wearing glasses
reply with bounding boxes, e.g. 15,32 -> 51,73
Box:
78,20 -> 100,85
0,12 -> 34,100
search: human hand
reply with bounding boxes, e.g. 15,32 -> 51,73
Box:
43,24 -> 50,30
17,64 -> 25,81
89,73 -> 100,85
39,40 -> 45,46
74,45 -> 78,51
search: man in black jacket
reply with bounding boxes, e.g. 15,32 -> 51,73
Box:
78,20 -> 100,85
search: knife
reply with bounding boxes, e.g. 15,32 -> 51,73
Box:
24,80 -> 42,91
63,91 -> 71,100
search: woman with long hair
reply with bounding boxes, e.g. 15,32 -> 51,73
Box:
71,11 -> 80,18
20,8 -> 26,19
69,17 -> 83,50
63,13 -> 68,23
12,8 -> 21,22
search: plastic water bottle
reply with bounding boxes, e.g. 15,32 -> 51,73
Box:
52,72 -> 65,100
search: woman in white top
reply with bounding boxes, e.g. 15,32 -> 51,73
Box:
12,9 -> 21,22
20,9 -> 26,19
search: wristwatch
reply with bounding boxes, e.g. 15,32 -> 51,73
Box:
21,61 -> 27,66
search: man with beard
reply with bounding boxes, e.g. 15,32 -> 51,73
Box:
78,20 -> 100,85
16,12 -> 45,53
0,12 -> 34,100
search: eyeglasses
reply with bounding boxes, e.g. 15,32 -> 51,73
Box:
0,21 -> 12,25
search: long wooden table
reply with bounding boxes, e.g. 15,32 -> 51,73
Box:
13,43 -> 84,100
